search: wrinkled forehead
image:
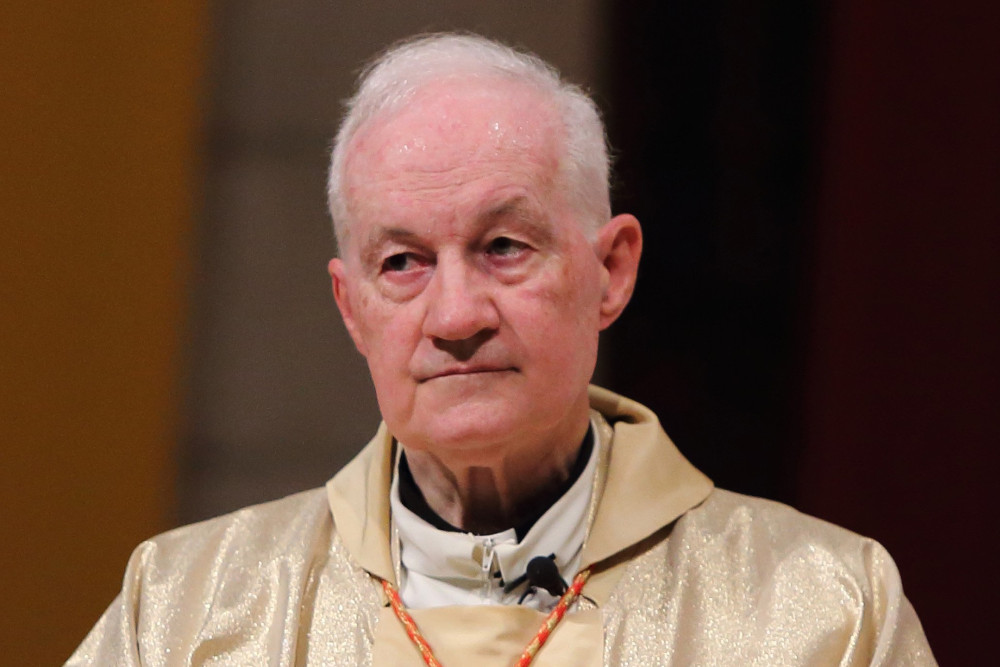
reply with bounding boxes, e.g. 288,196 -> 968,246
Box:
343,77 -> 565,195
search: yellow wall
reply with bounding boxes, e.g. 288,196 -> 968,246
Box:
0,4 -> 204,662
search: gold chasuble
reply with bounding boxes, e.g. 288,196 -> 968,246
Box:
69,387 -> 936,666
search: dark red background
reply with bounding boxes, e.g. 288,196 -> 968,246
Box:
607,2 -> 999,663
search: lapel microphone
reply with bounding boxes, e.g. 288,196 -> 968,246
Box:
504,554 -> 568,602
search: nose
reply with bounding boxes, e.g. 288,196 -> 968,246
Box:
422,253 -> 500,346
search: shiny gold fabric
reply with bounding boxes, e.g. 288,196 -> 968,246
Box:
69,386 -> 936,665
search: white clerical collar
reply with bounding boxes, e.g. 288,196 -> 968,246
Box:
390,415 -> 602,610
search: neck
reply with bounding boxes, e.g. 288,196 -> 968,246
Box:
403,417 -> 590,535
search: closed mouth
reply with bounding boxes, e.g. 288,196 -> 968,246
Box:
420,366 -> 516,382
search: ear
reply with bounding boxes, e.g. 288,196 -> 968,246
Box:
328,257 -> 368,357
595,213 -> 642,330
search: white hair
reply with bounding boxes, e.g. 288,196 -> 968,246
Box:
327,33 -> 611,249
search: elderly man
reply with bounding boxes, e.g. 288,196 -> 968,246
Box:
70,34 -> 934,666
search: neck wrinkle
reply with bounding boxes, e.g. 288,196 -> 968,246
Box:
403,414 -> 590,534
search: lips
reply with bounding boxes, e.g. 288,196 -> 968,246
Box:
418,365 -> 517,382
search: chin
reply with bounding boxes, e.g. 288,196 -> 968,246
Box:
432,407 -> 519,447
380,375 -> 586,455
400,401 -> 530,457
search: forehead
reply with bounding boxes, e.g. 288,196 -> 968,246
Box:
342,78 -> 565,230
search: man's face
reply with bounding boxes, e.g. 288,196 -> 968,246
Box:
329,79 -> 620,461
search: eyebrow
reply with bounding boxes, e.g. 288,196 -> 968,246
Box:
359,227 -> 422,268
357,195 -> 555,266
480,195 -> 535,221
478,196 -> 555,244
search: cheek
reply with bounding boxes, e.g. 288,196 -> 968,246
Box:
359,306 -> 419,420
355,296 -> 421,372
515,265 -> 602,353
550,256 -> 603,325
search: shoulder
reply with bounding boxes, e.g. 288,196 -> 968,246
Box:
607,487 -> 903,610
134,487 -> 332,568
607,487 -> 904,623
687,488 -> 877,549
69,489 -> 375,664
121,486 -> 340,612
675,488 -> 899,588
666,489 -> 920,652
602,489 -> 935,664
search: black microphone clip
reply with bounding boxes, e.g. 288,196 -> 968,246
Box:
504,553 -> 568,602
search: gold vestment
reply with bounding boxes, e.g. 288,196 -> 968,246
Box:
69,387 -> 935,665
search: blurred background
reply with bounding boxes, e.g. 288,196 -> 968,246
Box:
2,1 -> 996,664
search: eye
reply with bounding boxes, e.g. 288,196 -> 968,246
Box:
486,236 -> 529,257
382,252 -> 421,273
